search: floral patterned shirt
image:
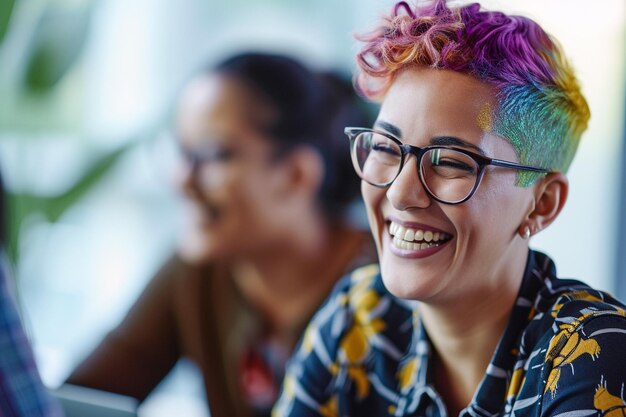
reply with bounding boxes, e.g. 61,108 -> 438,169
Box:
273,250 -> 626,417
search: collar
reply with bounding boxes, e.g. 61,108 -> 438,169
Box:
397,250 -> 556,417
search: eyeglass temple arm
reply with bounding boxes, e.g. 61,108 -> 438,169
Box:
489,158 -> 549,173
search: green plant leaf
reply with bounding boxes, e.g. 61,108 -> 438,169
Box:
0,0 -> 15,44
6,143 -> 132,263
23,4 -> 92,93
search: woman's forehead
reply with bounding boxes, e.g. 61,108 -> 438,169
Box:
379,69 -> 496,138
176,74 -> 277,140
387,68 -> 495,112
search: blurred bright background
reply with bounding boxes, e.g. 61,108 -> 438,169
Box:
0,0 -> 624,416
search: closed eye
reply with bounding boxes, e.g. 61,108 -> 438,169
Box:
435,159 -> 476,173
372,143 -> 401,157
185,148 -> 235,163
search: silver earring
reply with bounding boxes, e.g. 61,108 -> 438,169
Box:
521,225 -> 531,240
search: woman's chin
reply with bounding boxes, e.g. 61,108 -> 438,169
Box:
177,233 -> 225,264
380,263 -> 437,301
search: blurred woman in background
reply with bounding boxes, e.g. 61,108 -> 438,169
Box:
67,52 -> 376,417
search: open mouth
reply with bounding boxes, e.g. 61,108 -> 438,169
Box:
388,220 -> 452,251
186,199 -> 222,227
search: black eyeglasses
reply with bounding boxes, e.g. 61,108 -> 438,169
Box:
344,127 -> 549,205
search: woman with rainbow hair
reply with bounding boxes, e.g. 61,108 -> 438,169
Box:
273,1 -> 626,416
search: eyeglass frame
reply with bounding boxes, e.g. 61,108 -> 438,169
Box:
344,127 -> 551,205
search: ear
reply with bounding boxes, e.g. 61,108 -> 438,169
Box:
526,172 -> 569,235
278,145 -> 324,199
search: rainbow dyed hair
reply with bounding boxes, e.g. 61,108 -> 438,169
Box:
356,0 -> 590,186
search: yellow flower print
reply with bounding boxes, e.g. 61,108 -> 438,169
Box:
336,289 -> 385,398
594,381 -> 626,417
339,326 -> 375,397
333,267 -> 388,399
545,328 -> 600,398
352,291 -> 385,329
551,291 -> 605,318
397,357 -> 419,392
319,395 -> 339,417
342,326 -> 370,363
507,368 -> 526,400
346,366 -> 370,399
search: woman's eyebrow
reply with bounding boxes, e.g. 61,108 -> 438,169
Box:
374,121 -> 486,156
374,120 -> 402,138
430,136 -> 485,156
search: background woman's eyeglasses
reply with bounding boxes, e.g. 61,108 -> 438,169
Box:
344,127 -> 549,205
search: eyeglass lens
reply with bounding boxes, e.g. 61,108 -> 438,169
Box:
351,131 -> 480,203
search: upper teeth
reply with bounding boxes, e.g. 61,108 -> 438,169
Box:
389,221 -> 449,243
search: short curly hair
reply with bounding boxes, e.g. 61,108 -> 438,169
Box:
356,0 -> 590,186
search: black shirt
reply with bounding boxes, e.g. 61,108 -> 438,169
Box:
274,250 -> 626,417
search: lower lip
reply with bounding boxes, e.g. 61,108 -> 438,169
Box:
387,234 -> 451,259
190,209 -> 218,229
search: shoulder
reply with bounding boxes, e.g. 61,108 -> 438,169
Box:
523,254 -> 626,343
118,255 -> 221,327
540,298 -> 626,416
143,255 -> 219,297
529,273 -> 626,354
542,286 -> 626,376
505,256 -> 626,416
549,285 -> 626,318
519,276 -> 626,416
533,278 -> 626,343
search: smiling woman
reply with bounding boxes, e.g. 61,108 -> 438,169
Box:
273,1 -> 626,417
361,67 -> 543,302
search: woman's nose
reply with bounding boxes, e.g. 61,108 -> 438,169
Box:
385,155 -> 432,210
177,156 -> 202,198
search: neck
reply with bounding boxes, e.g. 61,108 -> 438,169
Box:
420,294 -> 514,415
232,213 -> 348,334
419,247 -> 528,413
